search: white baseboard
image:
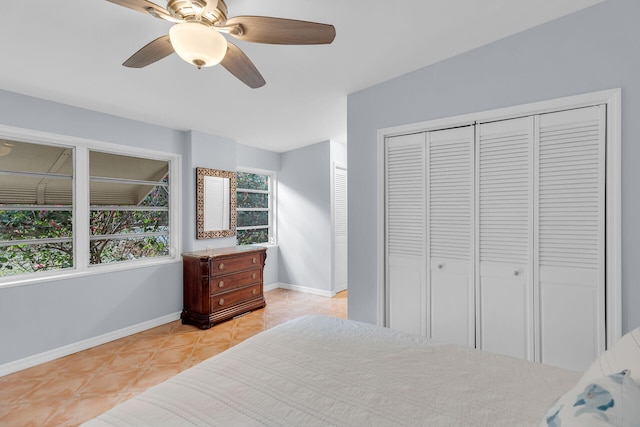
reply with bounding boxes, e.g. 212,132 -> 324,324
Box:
263,282 -> 281,292
0,311 -> 181,377
266,282 -> 335,298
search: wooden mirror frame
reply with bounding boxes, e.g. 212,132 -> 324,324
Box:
196,167 -> 236,239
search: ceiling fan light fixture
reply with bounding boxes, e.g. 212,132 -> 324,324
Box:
169,22 -> 227,69
0,143 -> 13,157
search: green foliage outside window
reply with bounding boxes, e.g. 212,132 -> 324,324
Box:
237,211 -> 268,227
89,209 -> 169,265
237,229 -> 269,246
0,183 -> 170,277
89,183 -> 169,265
90,235 -> 169,265
236,192 -> 268,209
0,210 -> 73,275
237,172 -> 268,191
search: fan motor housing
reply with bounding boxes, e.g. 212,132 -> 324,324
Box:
166,0 -> 227,25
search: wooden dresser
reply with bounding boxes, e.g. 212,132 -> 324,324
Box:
181,246 -> 267,329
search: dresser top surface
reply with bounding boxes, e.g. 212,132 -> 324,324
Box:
182,245 -> 266,259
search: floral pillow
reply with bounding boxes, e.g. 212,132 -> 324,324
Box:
541,370 -> 640,427
581,327 -> 640,385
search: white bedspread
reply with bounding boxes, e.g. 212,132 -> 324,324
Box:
84,315 -> 579,426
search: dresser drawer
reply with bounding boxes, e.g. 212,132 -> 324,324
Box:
211,269 -> 262,295
212,285 -> 262,312
210,253 -> 263,276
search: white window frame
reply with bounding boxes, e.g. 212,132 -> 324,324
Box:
376,88 -> 622,348
236,168 -> 277,246
0,124 -> 182,289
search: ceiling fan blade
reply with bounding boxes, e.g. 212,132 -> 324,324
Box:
221,42 -> 266,89
123,35 -> 175,68
224,16 -> 336,45
105,0 -> 180,23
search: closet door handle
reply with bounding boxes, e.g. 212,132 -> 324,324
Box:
513,270 -> 520,276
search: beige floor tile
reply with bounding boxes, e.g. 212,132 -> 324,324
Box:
160,331 -> 202,349
128,363 -> 186,392
100,349 -> 156,372
60,352 -> 118,374
77,368 -> 139,395
0,401 -> 60,427
1,289 -> 347,424
6,355 -> 73,380
118,334 -> 168,352
44,394 -> 123,426
0,376 -> 46,405
22,370 -> 94,403
148,345 -> 194,365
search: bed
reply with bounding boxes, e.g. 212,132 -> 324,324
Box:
82,315 -> 640,426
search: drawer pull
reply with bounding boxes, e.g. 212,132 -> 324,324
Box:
252,257 -> 257,264
218,263 -> 225,270
252,288 -> 257,295
252,273 -> 257,279
218,281 -> 225,288
218,298 -> 225,306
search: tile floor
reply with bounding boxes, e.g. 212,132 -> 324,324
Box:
0,288 -> 347,426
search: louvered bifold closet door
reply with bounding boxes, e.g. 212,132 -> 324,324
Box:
427,126 -> 475,346
476,117 -> 534,361
385,133 -> 427,335
536,106 -> 605,371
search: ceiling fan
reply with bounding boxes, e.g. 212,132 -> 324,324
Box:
106,0 -> 336,88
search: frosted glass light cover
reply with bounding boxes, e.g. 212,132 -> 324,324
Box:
0,144 -> 11,157
169,23 -> 227,68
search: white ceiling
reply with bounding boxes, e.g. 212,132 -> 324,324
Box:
0,0 -> 603,153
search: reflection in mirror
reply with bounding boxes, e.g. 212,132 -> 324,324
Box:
203,176 -> 229,231
196,168 -> 236,239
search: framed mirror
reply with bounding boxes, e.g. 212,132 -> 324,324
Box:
196,167 -> 236,239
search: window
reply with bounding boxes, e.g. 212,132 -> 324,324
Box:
0,134 -> 179,281
236,171 -> 274,245
89,151 -> 170,265
0,141 -> 74,276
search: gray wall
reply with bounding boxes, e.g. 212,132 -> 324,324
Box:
237,143 -> 281,172
0,90 -> 282,366
277,141 -> 347,293
278,141 -> 332,292
347,0 -> 640,333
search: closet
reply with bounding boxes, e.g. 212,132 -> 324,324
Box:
385,105 -> 606,371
